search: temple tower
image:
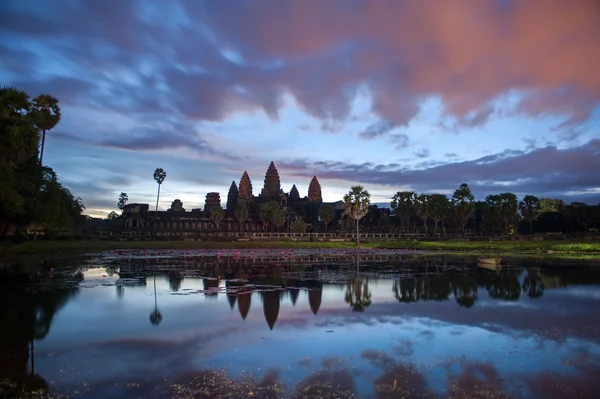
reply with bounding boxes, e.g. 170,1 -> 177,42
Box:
289,184 -> 300,201
307,176 -> 323,203
204,192 -> 221,211
260,161 -> 281,198
238,171 -> 253,203
226,181 -> 238,211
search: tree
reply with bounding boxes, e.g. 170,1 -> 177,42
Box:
452,183 -> 475,236
152,168 -> 167,235
499,193 -> 518,234
429,194 -> 450,237
271,208 -> 286,232
344,278 -> 372,312
0,86 -> 39,171
117,192 -> 128,213
259,201 -> 280,232
415,194 -> 432,235
519,195 -> 540,234
32,94 -> 60,165
107,211 -> 120,220
209,205 -> 225,230
291,219 -> 307,233
484,194 -> 503,235
391,191 -> 416,230
318,204 -> 334,230
539,198 -> 565,214
234,201 -> 249,229
343,186 -> 371,246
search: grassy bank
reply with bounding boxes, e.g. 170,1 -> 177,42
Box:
2,238 -> 600,259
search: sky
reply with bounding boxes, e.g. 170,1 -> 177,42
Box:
1,0 -> 599,217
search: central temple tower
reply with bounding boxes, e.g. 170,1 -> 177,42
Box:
260,161 -> 281,198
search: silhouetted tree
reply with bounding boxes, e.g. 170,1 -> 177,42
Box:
519,195 -> 540,234
429,194 -> 450,237
344,186 -> 371,246
391,191 -> 416,231
152,168 -> 167,236
117,192 -> 128,213
107,211 -> 120,220
32,94 -> 60,165
452,183 -> 475,236
209,205 -> 225,230
318,204 -> 334,230
415,194 -> 432,235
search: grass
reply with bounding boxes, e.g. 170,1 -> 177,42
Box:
2,238 -> 600,260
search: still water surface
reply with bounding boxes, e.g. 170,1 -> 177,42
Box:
2,251 -> 600,398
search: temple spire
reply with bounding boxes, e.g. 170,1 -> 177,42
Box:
289,184 -> 300,200
238,171 -> 253,202
226,181 -> 238,211
260,161 -> 281,198
307,176 -> 323,203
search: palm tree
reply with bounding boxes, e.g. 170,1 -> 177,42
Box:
234,201 -> 249,231
318,204 -> 334,230
415,194 -> 432,236
452,183 -> 475,236
429,194 -> 450,237
209,205 -> 225,230
519,195 -> 540,234
32,94 -> 61,165
152,168 -> 167,236
0,86 -> 39,171
343,186 -> 371,246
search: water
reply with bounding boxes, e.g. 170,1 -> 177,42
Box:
2,251 -> 600,398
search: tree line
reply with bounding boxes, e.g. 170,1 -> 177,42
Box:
386,184 -> 600,236
0,87 -> 85,238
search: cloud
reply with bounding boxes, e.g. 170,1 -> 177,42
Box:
415,149 -> 431,159
2,0 -> 598,130
358,120 -> 394,140
280,139 -> 600,202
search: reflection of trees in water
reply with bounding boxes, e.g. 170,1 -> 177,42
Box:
393,278 -> 420,303
480,270 -> 522,301
260,290 -> 282,330
522,269 -> 544,298
0,286 -> 78,397
345,278 -> 372,312
149,274 -> 162,326
451,274 -> 479,308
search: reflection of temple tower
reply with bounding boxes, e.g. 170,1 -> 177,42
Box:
289,288 -> 300,306
203,278 -> 219,298
308,289 -> 323,315
226,281 -> 244,310
238,293 -> 251,320
261,290 -> 282,330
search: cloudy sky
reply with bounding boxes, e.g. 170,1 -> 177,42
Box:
1,0 -> 599,217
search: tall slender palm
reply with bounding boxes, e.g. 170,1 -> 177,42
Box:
152,168 -> 167,236
343,186 -> 371,246
32,94 -> 61,165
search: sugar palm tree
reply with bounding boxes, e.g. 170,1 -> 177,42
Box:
343,186 -> 371,246
0,86 -> 39,171
32,94 -> 61,165
152,168 -> 167,236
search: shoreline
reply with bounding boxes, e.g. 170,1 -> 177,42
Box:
2,239 -> 600,267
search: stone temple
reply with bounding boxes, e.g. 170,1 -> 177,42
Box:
122,161 -> 346,234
